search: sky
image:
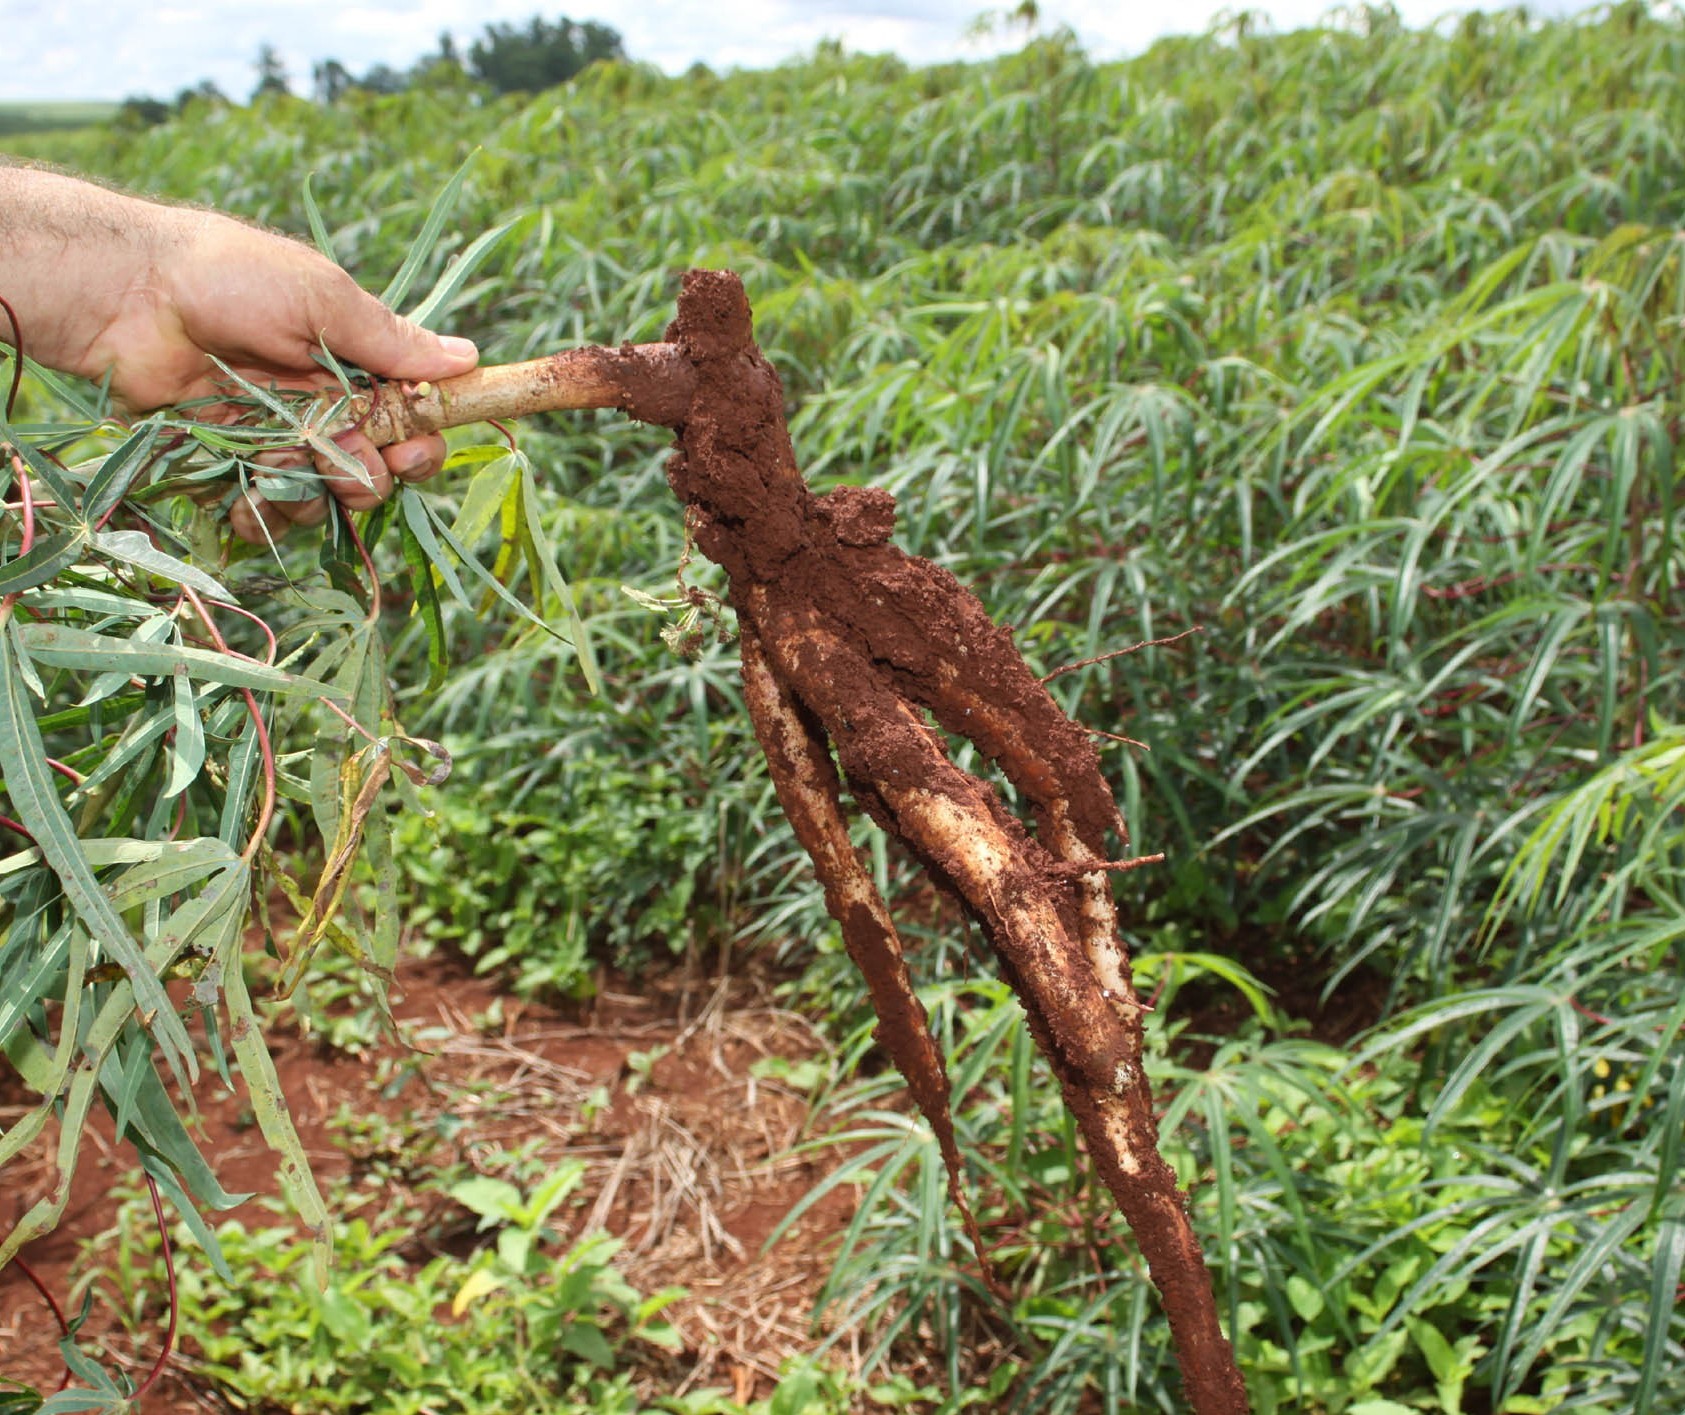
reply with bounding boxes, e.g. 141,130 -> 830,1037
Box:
0,0 -> 1589,105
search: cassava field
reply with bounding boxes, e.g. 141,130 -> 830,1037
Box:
2,5 -> 1683,1412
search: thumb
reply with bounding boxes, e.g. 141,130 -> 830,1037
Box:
317,279 -> 479,382
168,214 -> 483,385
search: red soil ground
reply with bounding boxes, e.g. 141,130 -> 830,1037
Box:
0,947 -> 864,1409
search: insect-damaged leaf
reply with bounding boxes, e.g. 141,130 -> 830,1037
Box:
363,795 -> 401,990
104,838 -> 242,911
279,744 -> 394,999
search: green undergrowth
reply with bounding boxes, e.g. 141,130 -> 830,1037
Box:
389,616 -> 758,995
5,2 -> 1684,1411
792,957 -> 1680,1413
66,1146 -> 912,1415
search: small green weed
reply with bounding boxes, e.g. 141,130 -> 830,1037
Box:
98,1171 -> 673,1411
394,754 -> 725,996
76,1161 -> 880,1415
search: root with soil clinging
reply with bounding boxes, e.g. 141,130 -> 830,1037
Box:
364,269 -> 1249,1414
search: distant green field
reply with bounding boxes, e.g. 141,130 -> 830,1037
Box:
0,100 -> 117,135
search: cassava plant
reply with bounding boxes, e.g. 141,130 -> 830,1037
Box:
0,174 -> 587,1405
2,240 -> 1245,1406
10,6 -> 1685,1409
328,268 -> 1249,1411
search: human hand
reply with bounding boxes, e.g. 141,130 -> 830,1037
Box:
100,210 -> 479,543
0,168 -> 479,543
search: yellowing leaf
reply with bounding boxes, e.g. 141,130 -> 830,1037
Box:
451,1266 -> 505,1317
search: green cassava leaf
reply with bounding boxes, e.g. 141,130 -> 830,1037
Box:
0,530 -> 88,596
91,529 -> 234,601
380,152 -> 476,311
223,951 -> 331,1287
164,664 -> 206,797
398,505 -> 449,691
405,217 -> 517,328
81,423 -> 161,525
0,634 -> 194,1082
517,460 -> 600,692
17,622 -> 346,699
300,170 -> 338,262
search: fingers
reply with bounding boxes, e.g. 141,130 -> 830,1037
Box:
171,214 -> 481,388
229,491 -> 294,546
381,433 -> 449,487
316,432 -> 394,513
307,262 -> 480,384
229,431 -> 449,544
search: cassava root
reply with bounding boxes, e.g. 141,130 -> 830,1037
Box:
361,270 -> 1250,1415
345,341 -> 695,443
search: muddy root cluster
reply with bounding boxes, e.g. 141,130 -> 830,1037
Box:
655,271 -> 1247,1415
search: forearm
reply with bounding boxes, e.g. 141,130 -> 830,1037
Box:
0,165 -> 188,380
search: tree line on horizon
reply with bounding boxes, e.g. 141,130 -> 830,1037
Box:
117,14 -> 626,127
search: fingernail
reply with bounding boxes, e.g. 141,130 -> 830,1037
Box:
438,335 -> 477,360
